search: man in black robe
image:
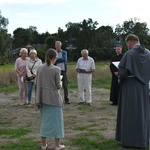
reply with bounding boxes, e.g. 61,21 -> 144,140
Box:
110,45 -> 123,105
116,34 -> 150,149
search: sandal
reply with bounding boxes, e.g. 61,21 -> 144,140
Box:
41,144 -> 48,150
55,144 -> 65,150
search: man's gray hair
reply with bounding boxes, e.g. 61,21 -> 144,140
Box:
55,41 -> 62,45
81,49 -> 89,54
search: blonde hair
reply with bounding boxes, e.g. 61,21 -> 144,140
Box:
20,48 -> 28,56
29,49 -> 37,55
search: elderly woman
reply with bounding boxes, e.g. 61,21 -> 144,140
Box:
36,49 -> 65,150
26,49 -> 42,105
15,48 -> 28,106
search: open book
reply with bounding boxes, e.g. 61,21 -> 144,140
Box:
78,69 -> 87,73
112,61 -> 120,68
60,75 -> 63,81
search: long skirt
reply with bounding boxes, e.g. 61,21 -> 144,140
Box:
40,104 -> 64,138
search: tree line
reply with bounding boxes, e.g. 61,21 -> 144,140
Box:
0,10 -> 150,64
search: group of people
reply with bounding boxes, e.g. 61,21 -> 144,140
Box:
15,41 -> 95,150
15,34 -> 150,149
15,48 -> 42,106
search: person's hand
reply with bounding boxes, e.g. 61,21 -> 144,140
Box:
29,76 -> 34,80
29,75 -> 35,79
19,72 -> 23,77
32,74 -> 36,78
76,69 -> 80,73
86,70 -> 91,73
114,72 -> 118,76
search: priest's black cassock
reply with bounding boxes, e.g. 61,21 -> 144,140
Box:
116,44 -> 150,148
110,54 -> 123,105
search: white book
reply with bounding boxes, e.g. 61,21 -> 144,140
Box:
112,61 -> 120,68
21,76 -> 24,82
60,75 -> 63,80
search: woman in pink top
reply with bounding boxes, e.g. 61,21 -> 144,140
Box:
15,48 -> 28,105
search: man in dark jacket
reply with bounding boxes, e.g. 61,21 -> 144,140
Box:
110,45 -> 123,105
55,41 -> 70,104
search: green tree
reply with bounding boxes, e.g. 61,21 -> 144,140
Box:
13,27 -> 34,48
78,18 -> 98,50
93,25 -> 115,60
65,18 -> 98,60
115,18 -> 150,49
45,35 -> 56,49
0,11 -> 12,65
28,26 -> 39,44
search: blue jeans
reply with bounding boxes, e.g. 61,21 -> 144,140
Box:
28,81 -> 34,102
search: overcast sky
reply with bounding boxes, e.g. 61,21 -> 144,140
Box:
0,0 -> 149,35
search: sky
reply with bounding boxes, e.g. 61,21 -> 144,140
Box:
0,0 -> 149,35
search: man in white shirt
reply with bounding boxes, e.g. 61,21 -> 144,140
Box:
76,49 -> 95,105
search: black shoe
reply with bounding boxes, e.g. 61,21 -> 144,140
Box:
65,101 -> 70,104
112,102 -> 118,105
87,103 -> 92,106
78,102 -> 84,105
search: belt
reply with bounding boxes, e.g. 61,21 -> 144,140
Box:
127,75 -> 135,78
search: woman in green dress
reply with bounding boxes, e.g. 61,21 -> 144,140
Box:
36,49 -> 65,150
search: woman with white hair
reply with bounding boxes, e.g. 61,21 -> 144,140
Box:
15,48 -> 28,105
26,49 -> 42,105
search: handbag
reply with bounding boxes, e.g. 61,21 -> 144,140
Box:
26,61 -> 37,81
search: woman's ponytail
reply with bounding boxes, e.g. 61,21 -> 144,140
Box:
45,49 -> 57,66
46,57 -> 51,66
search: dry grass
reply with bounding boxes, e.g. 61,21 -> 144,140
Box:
0,69 -> 17,85
67,62 -> 111,89
0,62 -> 111,90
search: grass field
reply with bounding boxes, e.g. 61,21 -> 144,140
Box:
0,64 -> 14,71
0,62 -> 148,150
0,89 -> 145,150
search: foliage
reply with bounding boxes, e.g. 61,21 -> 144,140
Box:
1,9 -> 150,62
0,11 -> 12,65
115,18 -> 150,50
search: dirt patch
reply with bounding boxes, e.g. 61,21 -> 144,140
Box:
0,88 -> 118,150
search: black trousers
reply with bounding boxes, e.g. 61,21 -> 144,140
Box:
61,71 -> 69,102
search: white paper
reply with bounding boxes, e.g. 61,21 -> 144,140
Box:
112,61 -> 120,68
60,75 -> 63,80
21,76 -> 24,82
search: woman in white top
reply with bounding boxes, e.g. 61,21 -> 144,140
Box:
26,49 -> 42,104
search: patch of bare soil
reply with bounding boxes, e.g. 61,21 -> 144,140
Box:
0,88 -> 118,150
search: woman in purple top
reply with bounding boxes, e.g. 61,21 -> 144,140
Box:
15,48 -> 28,105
